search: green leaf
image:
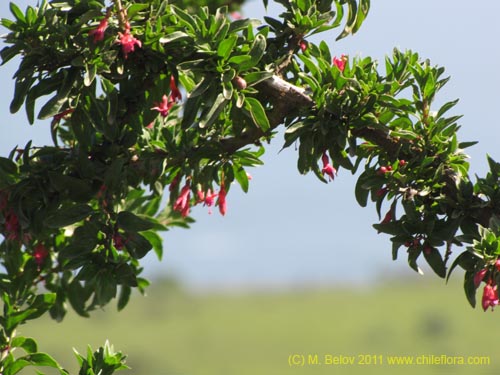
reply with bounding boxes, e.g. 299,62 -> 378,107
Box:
233,163 -> 249,193
217,34 -> 238,60
45,204 -> 93,228
0,156 -> 17,175
117,211 -> 155,232
11,337 -> 37,354
199,93 -> 228,128
95,272 -> 117,306
244,97 -> 270,131
464,270 -> 476,308
38,68 -> 78,120
354,173 -> 369,207
117,285 -> 131,311
10,76 -> 34,114
9,2 -> 26,23
423,247 -> 446,278
244,71 -> 273,86
141,231 -> 163,260
237,34 -> 266,71
446,250 -> 477,282
188,75 -> 212,98
159,31 -> 190,44
125,232 -> 153,259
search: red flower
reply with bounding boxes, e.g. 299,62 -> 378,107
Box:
169,174 -> 181,192
217,183 -> 227,216
113,233 -> 126,250
381,210 -> 392,224
117,29 -> 142,59
89,17 -> 108,43
173,183 -> 191,217
51,108 -> 74,126
299,40 -> 307,52
33,243 -> 49,267
333,54 -> 347,72
376,187 -> 388,197
169,75 -> 182,103
321,152 -> 337,182
474,268 -> 488,288
151,95 -> 174,117
482,281 -> 499,312
4,210 -> 19,241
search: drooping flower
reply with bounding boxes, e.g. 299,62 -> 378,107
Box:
495,259 -> 500,272
381,210 -> 392,224
474,268 -> 488,288
51,108 -> 74,126
321,152 -> 337,182
204,189 -> 218,207
169,75 -> 182,103
151,95 -> 174,117
482,281 -> 499,312
174,183 -> 191,217
217,183 -> 227,216
169,174 -> 181,192
113,233 -> 126,250
4,210 -> 19,241
117,29 -> 142,59
33,243 -> 49,267
333,54 -> 347,72
89,17 -> 109,43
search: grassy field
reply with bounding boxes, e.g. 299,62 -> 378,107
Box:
18,276 -> 499,375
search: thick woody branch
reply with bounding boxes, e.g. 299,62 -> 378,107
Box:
215,75 -> 495,229
219,75 -> 314,154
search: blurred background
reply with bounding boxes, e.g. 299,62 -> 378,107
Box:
1,0 -> 499,374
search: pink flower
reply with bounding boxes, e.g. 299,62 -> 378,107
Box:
482,281 -> 499,312
299,40 -> 307,52
151,95 -> 174,117
173,183 -> 191,217
217,183 -> 227,216
474,268 -> 488,288
333,54 -> 347,72
321,152 -> 337,182
33,243 -> 49,267
89,17 -> 108,43
204,189 -> 218,207
230,12 -> 243,20
169,75 -> 182,103
117,29 -> 142,59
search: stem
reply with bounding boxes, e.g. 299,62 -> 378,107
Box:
114,0 -> 128,30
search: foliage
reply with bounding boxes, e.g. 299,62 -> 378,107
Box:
0,0 -> 498,373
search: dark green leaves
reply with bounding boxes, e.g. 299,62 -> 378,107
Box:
46,204 -> 93,228
117,211 -> 155,232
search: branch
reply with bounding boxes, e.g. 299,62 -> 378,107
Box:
219,75 -> 313,154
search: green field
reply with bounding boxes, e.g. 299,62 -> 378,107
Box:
18,276 -> 499,375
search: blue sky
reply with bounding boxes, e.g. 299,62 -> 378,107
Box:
1,0 -> 500,290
